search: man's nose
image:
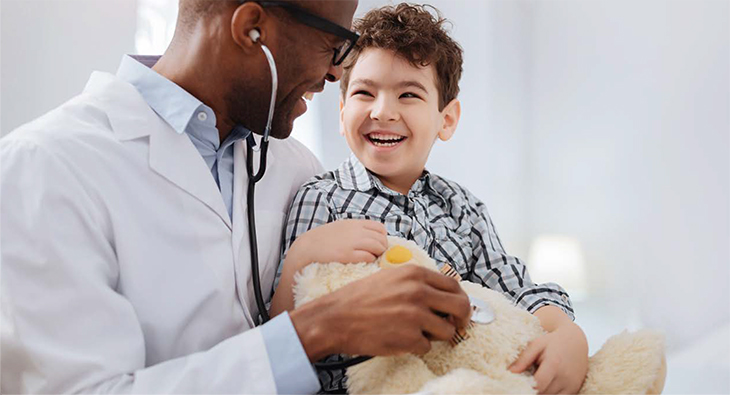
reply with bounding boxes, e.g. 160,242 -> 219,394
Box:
370,96 -> 398,122
325,62 -> 343,82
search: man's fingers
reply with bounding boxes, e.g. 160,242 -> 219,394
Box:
423,288 -> 472,326
418,310 -> 456,342
509,340 -> 544,373
420,268 -> 462,293
393,267 -> 470,327
411,335 -> 432,356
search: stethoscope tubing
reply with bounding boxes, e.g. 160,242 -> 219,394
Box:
246,40 -> 372,371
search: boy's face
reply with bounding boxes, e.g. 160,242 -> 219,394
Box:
339,48 -> 460,188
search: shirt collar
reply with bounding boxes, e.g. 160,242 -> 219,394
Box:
336,154 -> 433,197
116,55 -> 215,135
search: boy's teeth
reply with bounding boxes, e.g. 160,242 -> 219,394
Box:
369,133 -> 405,147
372,140 -> 399,147
368,132 -> 405,148
303,92 -> 314,101
369,133 -> 403,141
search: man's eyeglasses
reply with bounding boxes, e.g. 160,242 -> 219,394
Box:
255,1 -> 360,66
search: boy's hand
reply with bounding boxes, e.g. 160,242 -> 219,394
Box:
287,219 -> 388,270
509,321 -> 589,394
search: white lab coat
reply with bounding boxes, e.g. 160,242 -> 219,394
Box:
0,70 -> 323,393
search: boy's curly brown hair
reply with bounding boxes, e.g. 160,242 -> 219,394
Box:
340,3 -> 463,111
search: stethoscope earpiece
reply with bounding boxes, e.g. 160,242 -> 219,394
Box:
248,28 -> 261,43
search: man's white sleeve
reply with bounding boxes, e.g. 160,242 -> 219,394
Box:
0,138 -> 312,393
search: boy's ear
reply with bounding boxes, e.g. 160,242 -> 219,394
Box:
438,98 -> 461,141
339,97 -> 345,136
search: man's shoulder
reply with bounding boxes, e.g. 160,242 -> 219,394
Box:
270,136 -> 320,169
1,92 -> 116,159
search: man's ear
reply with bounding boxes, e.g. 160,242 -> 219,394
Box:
438,98 -> 461,141
339,97 -> 346,136
231,2 -> 269,53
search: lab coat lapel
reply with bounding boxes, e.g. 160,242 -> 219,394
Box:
93,71 -> 233,230
148,128 -> 232,230
232,140 -> 247,275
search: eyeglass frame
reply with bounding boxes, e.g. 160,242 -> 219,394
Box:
251,1 -> 360,66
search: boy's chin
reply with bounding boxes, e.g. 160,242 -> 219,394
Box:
360,157 -> 391,173
365,162 -> 402,181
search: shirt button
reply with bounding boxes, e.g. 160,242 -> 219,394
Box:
197,112 -> 208,122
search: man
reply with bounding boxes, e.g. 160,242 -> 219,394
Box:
1,1 -> 471,393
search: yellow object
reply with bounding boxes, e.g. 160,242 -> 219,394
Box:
385,245 -> 412,264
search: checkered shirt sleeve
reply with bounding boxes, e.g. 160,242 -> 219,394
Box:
462,188 -> 574,320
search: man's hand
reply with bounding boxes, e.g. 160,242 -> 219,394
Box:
290,264 -> 472,361
287,219 -> 388,271
508,321 -> 589,394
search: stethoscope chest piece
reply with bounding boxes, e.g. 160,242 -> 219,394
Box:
469,296 -> 495,325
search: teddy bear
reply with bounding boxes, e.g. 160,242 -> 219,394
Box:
293,236 -> 667,394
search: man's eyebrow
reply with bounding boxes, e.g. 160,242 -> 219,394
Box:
350,78 -> 429,93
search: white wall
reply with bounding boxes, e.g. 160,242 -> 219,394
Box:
529,1 -> 729,391
1,0 -> 138,134
530,0 -> 729,347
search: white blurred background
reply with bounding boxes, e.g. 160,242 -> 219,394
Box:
1,0 -> 728,393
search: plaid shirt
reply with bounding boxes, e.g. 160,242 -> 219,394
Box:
276,154 -> 574,392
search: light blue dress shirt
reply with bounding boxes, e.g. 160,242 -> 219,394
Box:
117,55 -> 319,394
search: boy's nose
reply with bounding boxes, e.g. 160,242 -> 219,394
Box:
370,97 -> 398,122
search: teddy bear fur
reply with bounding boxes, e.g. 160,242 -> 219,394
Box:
293,236 -> 667,394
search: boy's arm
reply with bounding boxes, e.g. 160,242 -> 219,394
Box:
270,184 -> 388,317
533,304 -> 573,332
270,183 -> 335,317
466,197 -> 575,320
510,305 -> 589,394
464,192 -> 587,393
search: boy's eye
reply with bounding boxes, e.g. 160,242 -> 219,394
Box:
400,92 -> 421,99
352,90 -> 373,97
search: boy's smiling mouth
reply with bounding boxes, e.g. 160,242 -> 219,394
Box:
366,132 -> 407,148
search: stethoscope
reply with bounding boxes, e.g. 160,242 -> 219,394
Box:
245,29 -> 372,371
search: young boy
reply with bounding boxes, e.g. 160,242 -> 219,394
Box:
271,4 -> 588,394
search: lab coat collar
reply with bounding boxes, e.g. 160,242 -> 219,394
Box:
83,71 -> 154,141
82,69 -> 233,230
117,55 -> 216,137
